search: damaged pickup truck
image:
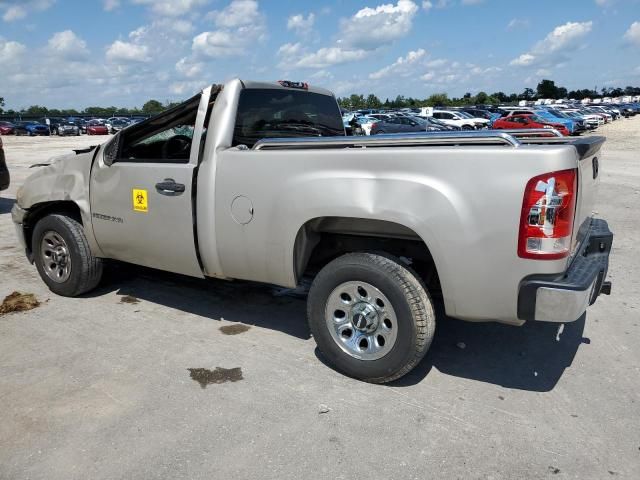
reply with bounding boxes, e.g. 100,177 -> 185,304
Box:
12,80 -> 612,383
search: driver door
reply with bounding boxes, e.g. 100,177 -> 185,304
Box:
89,88 -> 211,278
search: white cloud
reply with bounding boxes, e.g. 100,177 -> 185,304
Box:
175,57 -> 203,77
2,0 -> 54,22
510,21 -> 593,67
0,37 -> 26,64
287,13 -> 315,35
595,0 -> 615,6
193,31 -> 236,57
624,21 -> 640,45
106,40 -> 151,62
421,1 -> 432,11
340,0 -> 419,49
507,18 -> 529,30
103,0 -> 120,11
207,0 -> 261,28
286,1 -> 419,69
295,47 -> 369,69
46,30 -> 89,59
369,48 -> 426,79
278,42 -> 304,58
132,0 -> 208,17
194,0 -> 265,57
461,0 -> 483,4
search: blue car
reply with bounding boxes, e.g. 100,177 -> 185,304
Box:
14,121 -> 50,136
534,110 -> 576,134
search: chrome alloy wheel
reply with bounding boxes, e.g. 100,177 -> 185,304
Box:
40,231 -> 72,283
325,281 -> 398,360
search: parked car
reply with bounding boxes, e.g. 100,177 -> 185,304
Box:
109,118 -> 130,134
370,115 -> 426,134
431,110 -> 478,130
12,79 -> 612,384
0,136 -> 9,192
86,120 -> 109,136
502,109 -> 575,134
545,109 -> 586,134
0,121 -> 15,135
492,114 -> 570,136
66,117 -> 88,134
13,121 -> 50,136
54,120 -> 80,136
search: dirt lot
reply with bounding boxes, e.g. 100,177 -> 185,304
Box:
1,123 -> 639,480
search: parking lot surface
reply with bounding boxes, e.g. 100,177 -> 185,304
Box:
1,124 -> 639,479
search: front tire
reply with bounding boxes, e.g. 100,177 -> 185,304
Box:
33,214 -> 103,297
307,253 -> 436,383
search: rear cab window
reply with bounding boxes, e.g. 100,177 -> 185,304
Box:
233,88 -> 345,148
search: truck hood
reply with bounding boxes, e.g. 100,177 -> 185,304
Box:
17,147 -> 98,210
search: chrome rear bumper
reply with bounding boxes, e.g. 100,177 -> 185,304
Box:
518,219 -> 613,323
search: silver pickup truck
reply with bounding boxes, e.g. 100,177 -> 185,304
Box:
11,80 -> 613,383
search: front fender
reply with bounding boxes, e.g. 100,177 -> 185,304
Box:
17,148 -> 104,257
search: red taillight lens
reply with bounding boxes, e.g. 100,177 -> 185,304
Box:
518,169 -> 577,260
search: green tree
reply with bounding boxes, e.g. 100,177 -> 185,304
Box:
519,88 -> 535,100
0,97 -> 4,114
425,93 -> 449,107
536,79 -> 559,99
23,105 -> 49,116
474,91 -> 488,104
365,94 -> 381,109
142,99 -> 164,115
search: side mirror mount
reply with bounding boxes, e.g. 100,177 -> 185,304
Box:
103,133 -> 120,167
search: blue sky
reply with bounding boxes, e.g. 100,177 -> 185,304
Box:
0,0 -> 639,109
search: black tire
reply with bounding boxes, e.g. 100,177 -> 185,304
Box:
307,252 -> 436,383
375,130 -> 386,135
33,214 -> 103,297
462,124 -> 473,130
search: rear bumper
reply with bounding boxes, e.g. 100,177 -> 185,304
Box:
518,218 -> 613,323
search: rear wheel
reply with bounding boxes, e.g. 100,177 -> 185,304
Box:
307,253 -> 436,383
462,124 -> 474,130
33,214 -> 103,297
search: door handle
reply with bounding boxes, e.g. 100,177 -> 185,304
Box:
155,178 -> 185,196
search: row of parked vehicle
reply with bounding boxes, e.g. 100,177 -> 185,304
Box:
0,116 -> 147,137
343,101 -> 639,137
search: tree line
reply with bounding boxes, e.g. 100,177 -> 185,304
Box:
337,80 -> 640,110
2,79 -> 640,116
0,98 -> 182,117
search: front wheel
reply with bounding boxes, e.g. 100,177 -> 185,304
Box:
33,214 -> 103,297
307,253 -> 436,383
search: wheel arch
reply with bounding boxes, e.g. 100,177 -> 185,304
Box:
23,201 -> 85,258
292,216 -> 444,298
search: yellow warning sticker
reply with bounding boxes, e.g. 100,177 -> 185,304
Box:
133,189 -> 148,212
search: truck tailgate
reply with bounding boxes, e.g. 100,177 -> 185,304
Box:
572,136 -> 605,253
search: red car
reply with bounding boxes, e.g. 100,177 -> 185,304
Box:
492,114 -> 570,136
0,121 -> 15,135
86,121 -> 109,135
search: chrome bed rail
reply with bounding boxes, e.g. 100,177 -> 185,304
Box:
252,129 -> 563,151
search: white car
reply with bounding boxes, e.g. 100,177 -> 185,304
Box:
431,110 -> 486,130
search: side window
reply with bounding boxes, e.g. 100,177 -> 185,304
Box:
116,94 -> 201,163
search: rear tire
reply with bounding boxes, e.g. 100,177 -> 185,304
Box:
307,253 -> 436,383
33,214 -> 103,297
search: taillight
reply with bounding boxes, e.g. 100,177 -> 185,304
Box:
518,169 -> 577,260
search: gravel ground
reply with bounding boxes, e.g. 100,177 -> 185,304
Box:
1,121 -> 639,480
